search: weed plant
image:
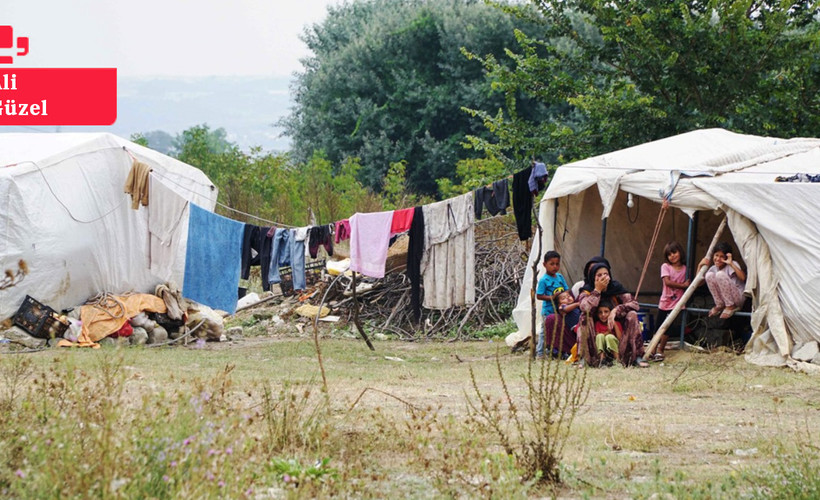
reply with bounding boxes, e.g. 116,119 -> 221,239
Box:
467,351 -> 589,484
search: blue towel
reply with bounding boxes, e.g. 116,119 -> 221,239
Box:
183,204 -> 244,314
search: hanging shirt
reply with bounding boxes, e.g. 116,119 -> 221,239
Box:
147,175 -> 189,281
390,207 -> 415,236
349,211 -> 394,278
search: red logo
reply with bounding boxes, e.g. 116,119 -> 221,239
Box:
0,26 -> 29,64
0,24 -> 116,125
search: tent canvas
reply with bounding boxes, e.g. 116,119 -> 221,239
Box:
0,133 -> 218,320
511,128 -> 820,372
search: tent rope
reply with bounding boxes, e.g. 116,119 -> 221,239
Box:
633,199 -> 669,300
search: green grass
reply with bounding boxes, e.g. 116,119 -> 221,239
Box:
2,338 -> 819,497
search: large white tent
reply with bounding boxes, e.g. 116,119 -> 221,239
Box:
0,133 -> 217,320
510,128 -> 820,372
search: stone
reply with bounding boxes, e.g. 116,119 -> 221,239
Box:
1,327 -> 46,349
168,326 -> 185,340
47,337 -> 62,348
792,341 -> 819,362
226,326 -> 243,339
130,327 -> 148,345
148,325 -> 168,345
811,352 -> 820,365
98,337 -> 116,347
374,333 -> 388,341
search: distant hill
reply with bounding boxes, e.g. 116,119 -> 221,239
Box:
4,76 -> 294,153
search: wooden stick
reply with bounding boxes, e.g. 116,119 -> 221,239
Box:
351,271 -> 376,351
644,217 -> 727,356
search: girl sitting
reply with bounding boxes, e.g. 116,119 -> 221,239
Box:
699,242 -> 746,319
593,300 -> 621,365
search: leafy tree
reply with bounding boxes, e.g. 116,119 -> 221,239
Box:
436,156 -> 507,198
467,0 -> 820,164
284,0 -> 544,195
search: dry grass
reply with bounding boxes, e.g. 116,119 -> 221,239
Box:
2,335 -> 819,497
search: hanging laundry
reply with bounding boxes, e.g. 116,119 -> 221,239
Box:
335,219 -> 351,243
268,228 -> 292,285
421,192 -> 475,309
406,206 -> 425,323
512,166 -> 533,240
258,226 -> 273,291
291,227 -> 309,291
390,207 -> 415,236
308,224 -> 334,258
528,161 -> 549,194
473,179 -> 510,220
350,211 -> 394,278
123,159 -> 152,209
240,224 -> 273,290
241,225 -> 260,279
147,175 -> 189,280
492,178 -> 510,214
183,204 -> 244,314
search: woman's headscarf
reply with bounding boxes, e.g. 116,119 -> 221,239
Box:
580,257 -> 629,297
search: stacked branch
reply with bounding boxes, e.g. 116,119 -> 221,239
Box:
323,216 -> 525,339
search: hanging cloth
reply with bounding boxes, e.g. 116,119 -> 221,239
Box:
512,166 -> 533,240
182,204 -> 244,314
406,206 -> 425,322
350,211 -> 394,278
421,192 -> 475,309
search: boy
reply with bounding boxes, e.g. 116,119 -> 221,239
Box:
535,250 -> 569,358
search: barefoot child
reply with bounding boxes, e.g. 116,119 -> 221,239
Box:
653,241 -> 690,361
593,300 -> 621,365
699,242 -> 746,319
543,290 -> 580,358
535,250 -> 569,358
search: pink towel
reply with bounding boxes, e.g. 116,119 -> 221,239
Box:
349,211 -> 393,278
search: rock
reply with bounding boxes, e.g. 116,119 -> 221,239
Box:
187,305 -> 224,341
98,337 -> 117,347
130,327 -> 148,345
47,337 -> 62,348
129,312 -> 150,328
2,327 -> 46,349
168,326 -> 185,340
148,325 -> 168,345
374,333 -> 388,341
792,341 -> 819,361
226,326 -> 243,339
812,353 -> 820,365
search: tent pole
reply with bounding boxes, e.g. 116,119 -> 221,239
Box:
645,217 -> 727,357
680,215 -> 697,351
600,217 -> 608,257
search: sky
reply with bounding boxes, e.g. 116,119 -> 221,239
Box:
2,0 -> 346,149
4,0 -> 342,77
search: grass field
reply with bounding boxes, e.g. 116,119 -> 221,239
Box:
2,326 -> 820,498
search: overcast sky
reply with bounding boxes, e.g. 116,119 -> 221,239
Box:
4,0 -> 342,77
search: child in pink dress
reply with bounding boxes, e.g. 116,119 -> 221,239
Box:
653,242 -> 690,361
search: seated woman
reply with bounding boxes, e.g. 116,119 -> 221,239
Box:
576,257 -> 649,368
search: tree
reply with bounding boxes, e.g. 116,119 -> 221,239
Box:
283,0 -> 544,195
466,0 -> 820,164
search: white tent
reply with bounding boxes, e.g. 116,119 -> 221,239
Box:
0,133 -> 218,320
511,128 -> 820,372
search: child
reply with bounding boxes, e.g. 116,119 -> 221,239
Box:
543,290 -> 580,358
535,250 -> 569,358
593,300 -> 622,365
653,241 -> 690,361
699,242 -> 746,319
